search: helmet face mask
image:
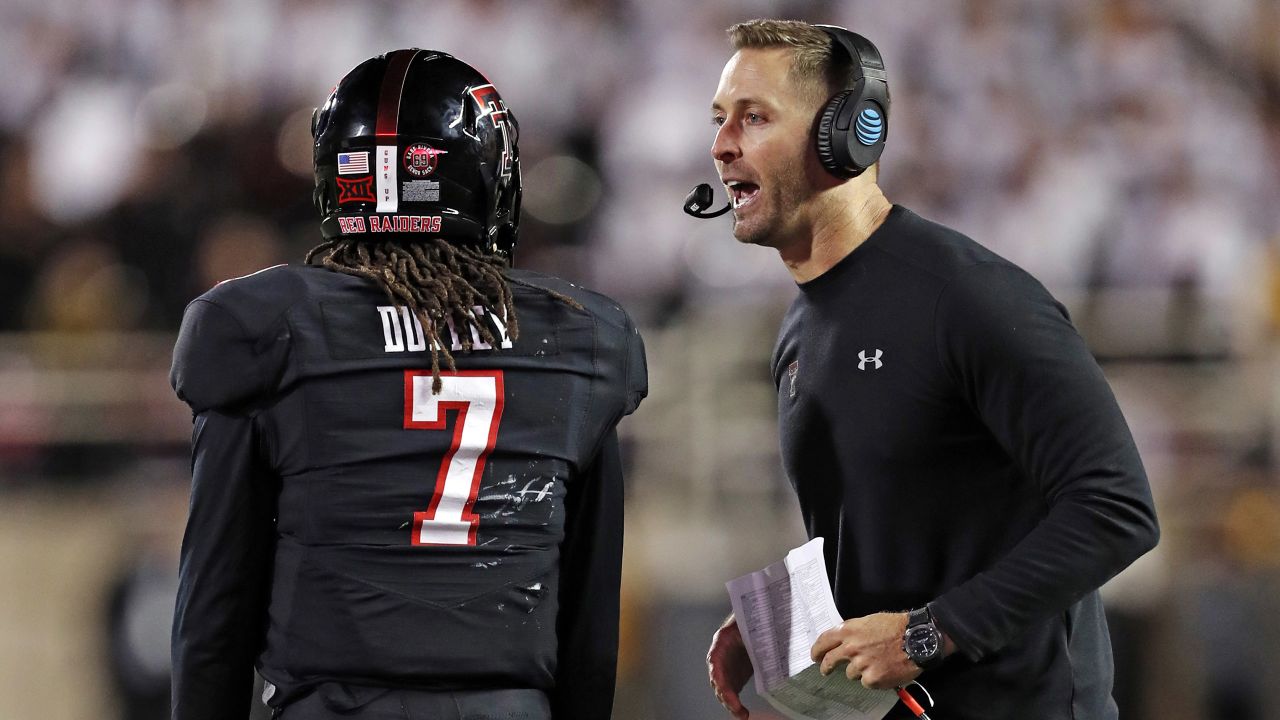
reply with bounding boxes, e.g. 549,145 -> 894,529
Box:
312,49 -> 521,258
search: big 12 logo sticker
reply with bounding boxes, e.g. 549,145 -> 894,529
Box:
468,84 -> 515,179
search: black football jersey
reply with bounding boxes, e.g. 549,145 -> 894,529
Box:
169,264 -> 646,720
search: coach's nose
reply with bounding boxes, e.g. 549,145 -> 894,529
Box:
711,122 -> 741,166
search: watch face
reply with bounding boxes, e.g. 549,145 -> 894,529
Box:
905,625 -> 940,659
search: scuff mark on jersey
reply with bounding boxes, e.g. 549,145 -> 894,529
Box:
518,581 -> 545,613
478,476 -> 558,518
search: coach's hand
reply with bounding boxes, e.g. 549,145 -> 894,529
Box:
811,612 -> 920,689
707,614 -> 753,719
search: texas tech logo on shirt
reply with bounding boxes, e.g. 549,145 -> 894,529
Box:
378,305 -> 513,353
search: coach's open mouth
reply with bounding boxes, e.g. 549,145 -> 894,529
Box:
726,181 -> 760,210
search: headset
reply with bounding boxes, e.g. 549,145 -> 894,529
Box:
685,24 -> 890,217
812,24 -> 890,179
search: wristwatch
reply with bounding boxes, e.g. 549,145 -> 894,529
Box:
902,606 -> 944,670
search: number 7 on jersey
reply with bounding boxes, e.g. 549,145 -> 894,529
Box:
403,370 -> 505,546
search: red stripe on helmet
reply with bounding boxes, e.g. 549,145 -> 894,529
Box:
375,49 -> 420,139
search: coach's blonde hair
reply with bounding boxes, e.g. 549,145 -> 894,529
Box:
727,19 -> 851,102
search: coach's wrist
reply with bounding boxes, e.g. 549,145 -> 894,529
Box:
924,601 -> 962,659
941,631 -> 957,658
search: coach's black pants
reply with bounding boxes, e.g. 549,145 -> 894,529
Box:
276,684 -> 551,720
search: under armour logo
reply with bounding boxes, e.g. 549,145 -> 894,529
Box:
858,349 -> 883,371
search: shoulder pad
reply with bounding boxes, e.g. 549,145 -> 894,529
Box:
170,265 -> 303,413
509,270 -> 647,415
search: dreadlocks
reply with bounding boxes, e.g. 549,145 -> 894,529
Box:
306,237 -> 580,392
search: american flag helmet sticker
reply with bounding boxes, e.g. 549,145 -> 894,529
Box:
337,151 -> 369,175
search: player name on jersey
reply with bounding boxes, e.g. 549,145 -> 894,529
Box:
378,304 -> 513,353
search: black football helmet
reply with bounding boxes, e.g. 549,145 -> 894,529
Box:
312,49 -> 521,257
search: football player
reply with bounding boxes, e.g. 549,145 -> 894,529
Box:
170,49 -> 646,720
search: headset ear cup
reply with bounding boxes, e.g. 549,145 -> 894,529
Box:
816,89 -> 853,177
853,101 -> 887,168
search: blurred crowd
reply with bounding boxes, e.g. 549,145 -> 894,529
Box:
0,0 -> 1276,337
2,0 -> 1280,719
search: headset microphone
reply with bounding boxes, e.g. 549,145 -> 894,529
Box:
683,183 -> 732,219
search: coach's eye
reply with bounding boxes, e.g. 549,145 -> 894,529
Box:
712,115 -> 726,126
746,112 -> 764,124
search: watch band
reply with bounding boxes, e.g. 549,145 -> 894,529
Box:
907,606 -> 932,629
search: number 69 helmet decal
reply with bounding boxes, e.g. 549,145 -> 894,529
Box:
311,49 -> 522,257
